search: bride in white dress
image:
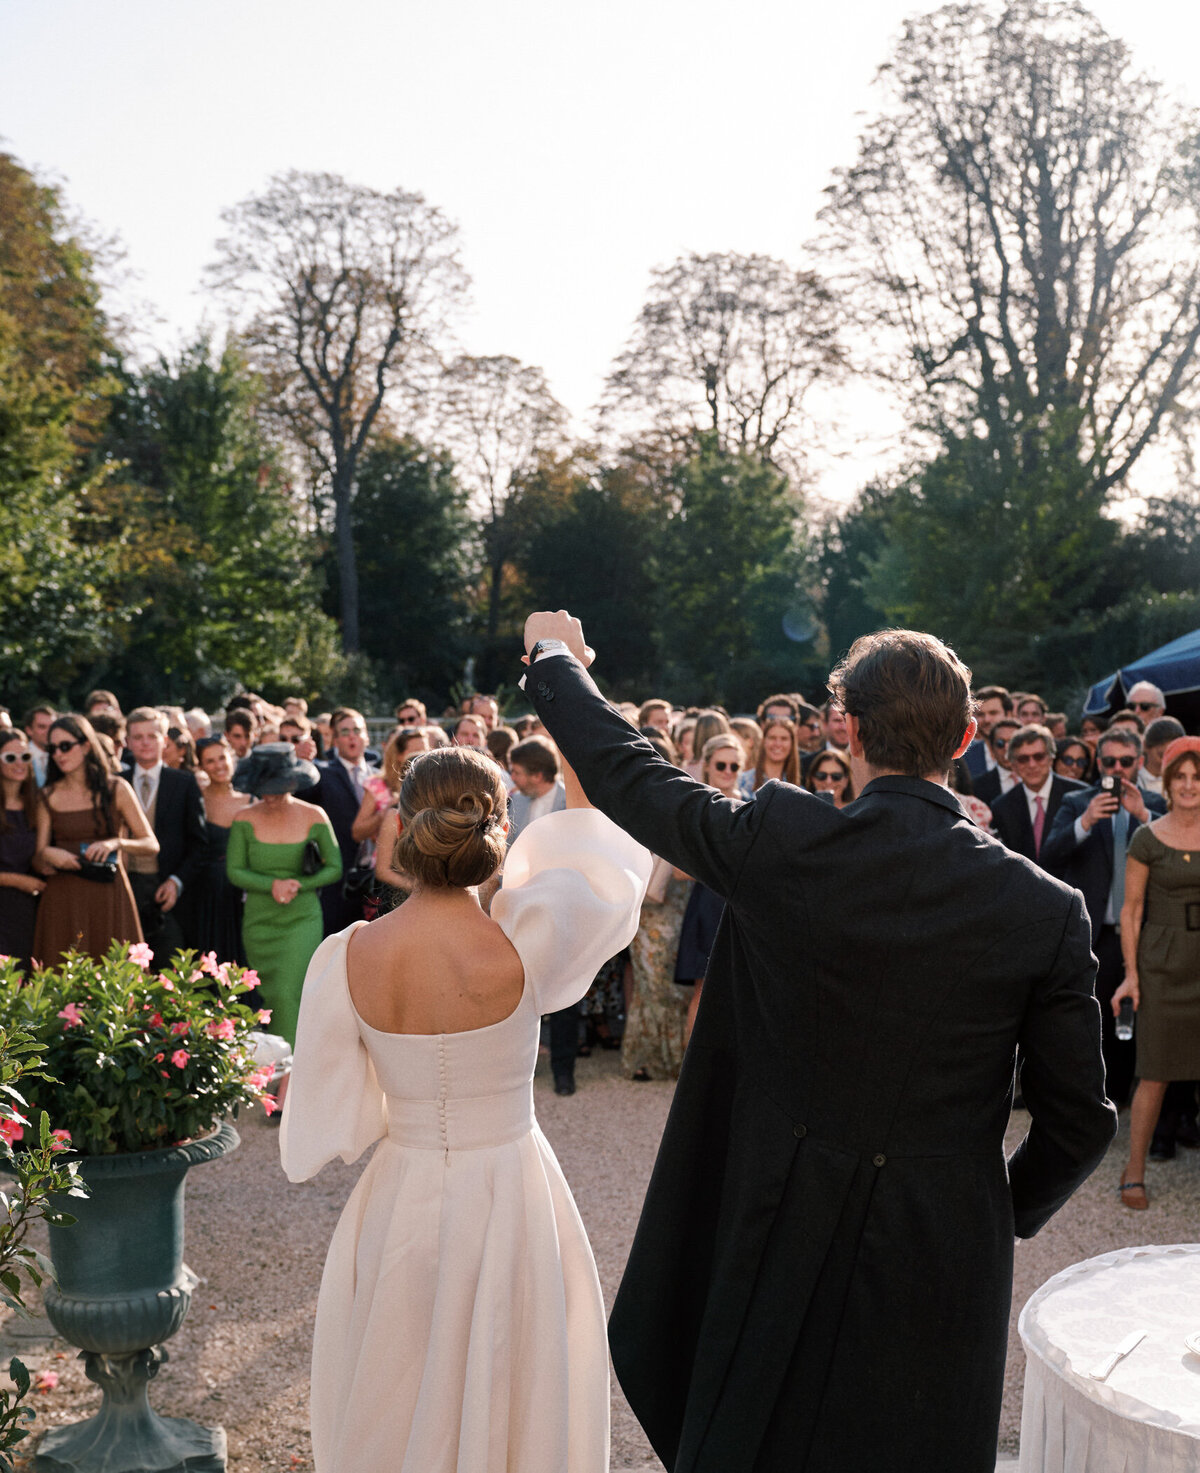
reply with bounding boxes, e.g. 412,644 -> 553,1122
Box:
280,743 -> 650,1473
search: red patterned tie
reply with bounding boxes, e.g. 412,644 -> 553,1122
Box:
1032,794 -> 1046,857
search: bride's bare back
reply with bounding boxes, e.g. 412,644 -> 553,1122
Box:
347,892 -> 525,1036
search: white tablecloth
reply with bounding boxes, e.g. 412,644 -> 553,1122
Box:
1019,1244 -> 1200,1473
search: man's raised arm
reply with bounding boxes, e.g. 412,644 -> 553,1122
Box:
522,610 -> 762,898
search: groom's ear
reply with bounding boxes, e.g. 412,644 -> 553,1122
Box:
845,713 -> 865,760
951,719 -> 978,760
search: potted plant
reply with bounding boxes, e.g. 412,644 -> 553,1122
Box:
0,1020 -> 86,1473
0,942 -> 277,1473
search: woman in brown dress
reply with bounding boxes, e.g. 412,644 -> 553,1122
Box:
33,714 -> 157,965
1113,737 -> 1200,1208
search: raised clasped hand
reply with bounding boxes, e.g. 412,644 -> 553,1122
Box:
522,610 -> 595,668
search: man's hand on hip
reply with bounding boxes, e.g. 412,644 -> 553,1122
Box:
523,610 -> 594,668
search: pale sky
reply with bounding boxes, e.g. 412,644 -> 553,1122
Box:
2,0 -> 1197,505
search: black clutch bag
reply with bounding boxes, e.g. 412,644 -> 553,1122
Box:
300,838 -> 323,877
78,854 -> 118,883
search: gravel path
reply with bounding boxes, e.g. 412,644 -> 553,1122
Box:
5,1052 -> 1198,1469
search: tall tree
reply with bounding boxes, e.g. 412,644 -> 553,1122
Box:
86,340 -> 342,703
820,1 -> 1200,492
348,435 -> 477,702
432,355 -> 568,647
207,170 -> 468,652
660,435 -> 812,707
0,154 -> 120,705
601,252 -> 844,476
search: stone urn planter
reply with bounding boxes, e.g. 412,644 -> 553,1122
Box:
34,1121 -> 239,1473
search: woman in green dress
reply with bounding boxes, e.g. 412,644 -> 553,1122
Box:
227,745 -> 342,1062
1113,737 -> 1200,1209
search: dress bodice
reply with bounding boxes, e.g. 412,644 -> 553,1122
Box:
0,808 -> 36,874
357,972 -> 539,1151
48,804 -> 115,847
281,809 -> 651,1181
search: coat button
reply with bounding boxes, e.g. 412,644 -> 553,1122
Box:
536,681 -> 551,698
793,1123 -> 807,1139
873,1153 -> 886,1167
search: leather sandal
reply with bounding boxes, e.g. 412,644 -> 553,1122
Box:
1119,1180 -> 1149,1210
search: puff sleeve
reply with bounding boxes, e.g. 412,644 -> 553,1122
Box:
491,808 -> 651,1016
279,929 -> 387,1182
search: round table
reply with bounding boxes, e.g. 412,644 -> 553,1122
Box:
1018,1244 -> 1200,1472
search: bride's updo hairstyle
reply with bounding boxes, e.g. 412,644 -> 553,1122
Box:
394,746 -> 508,889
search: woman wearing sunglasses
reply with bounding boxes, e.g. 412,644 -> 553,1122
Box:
0,730 -> 46,969
1054,737 -> 1093,785
804,749 -> 855,809
32,715 -> 156,965
675,735 -> 746,1043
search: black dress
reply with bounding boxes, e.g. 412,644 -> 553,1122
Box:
190,822 -> 246,967
674,882 -> 725,982
0,809 -> 38,970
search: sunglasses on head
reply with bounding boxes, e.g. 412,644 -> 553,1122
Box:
712,760 -> 741,772
48,739 -> 80,756
0,751 -> 30,765
1098,755 -> 1137,770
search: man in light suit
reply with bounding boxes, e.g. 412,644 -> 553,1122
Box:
522,613 -> 1114,1473
990,725 -> 1086,867
1042,727 -> 1165,1107
505,736 -> 575,1094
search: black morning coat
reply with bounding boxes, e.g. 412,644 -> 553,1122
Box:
528,655 -> 1117,1473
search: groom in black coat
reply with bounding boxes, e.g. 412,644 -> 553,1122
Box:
522,614 -> 1116,1473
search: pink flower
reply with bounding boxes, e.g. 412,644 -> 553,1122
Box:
170,1049 -> 189,1069
57,1003 -> 83,1028
216,963 -> 231,986
256,1009 -> 272,1025
49,1129 -> 71,1151
188,970 -> 203,984
199,951 -> 220,976
160,979 -> 175,992
240,969 -> 261,991
169,1021 -> 189,1037
148,1012 -> 164,1029
128,942 -> 153,969
261,1094 -> 280,1116
154,1052 -> 164,1063
245,1067 -> 274,1091
0,1118 -> 25,1146
207,1018 -> 236,1041
35,1370 -> 59,1392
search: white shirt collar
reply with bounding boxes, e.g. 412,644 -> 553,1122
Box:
337,753 -> 368,777
1024,772 -> 1054,810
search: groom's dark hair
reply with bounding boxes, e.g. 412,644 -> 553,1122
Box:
828,629 -> 972,778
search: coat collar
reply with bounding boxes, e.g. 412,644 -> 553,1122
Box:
857,773 -> 967,818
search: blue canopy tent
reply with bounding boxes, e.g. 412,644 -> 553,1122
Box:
1084,628 -> 1200,731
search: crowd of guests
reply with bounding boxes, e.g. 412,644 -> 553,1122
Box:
0,672 -> 1195,1186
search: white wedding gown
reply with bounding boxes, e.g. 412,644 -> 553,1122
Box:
280,809 -> 650,1473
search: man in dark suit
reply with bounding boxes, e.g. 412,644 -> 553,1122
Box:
990,724 -> 1086,865
522,614 -> 1115,1473
972,715 -> 1021,806
124,707 -> 208,963
302,706 -> 380,936
1042,727 -> 1166,1108
963,684 -> 1013,779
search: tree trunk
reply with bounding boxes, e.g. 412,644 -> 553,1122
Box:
334,469 -> 360,654
486,554 -> 503,644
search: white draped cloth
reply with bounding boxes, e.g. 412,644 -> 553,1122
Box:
1019,1244 -> 1200,1473
280,809 -> 651,1473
